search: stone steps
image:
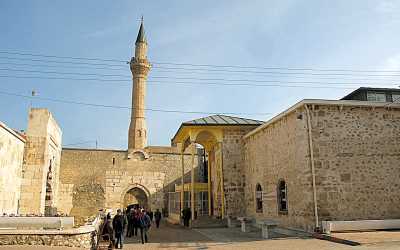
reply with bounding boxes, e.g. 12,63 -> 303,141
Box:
191,216 -> 227,228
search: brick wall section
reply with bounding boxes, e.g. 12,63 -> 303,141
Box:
310,105 -> 400,221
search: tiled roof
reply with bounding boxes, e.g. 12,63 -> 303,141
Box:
182,115 -> 263,126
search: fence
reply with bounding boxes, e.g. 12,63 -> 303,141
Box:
168,191 -> 209,217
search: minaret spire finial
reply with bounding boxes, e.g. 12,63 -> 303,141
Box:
135,16 -> 147,44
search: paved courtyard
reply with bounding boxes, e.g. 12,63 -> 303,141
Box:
1,222 -> 400,250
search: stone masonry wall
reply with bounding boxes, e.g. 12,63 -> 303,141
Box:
244,102 -> 400,232
19,108 -> 62,215
0,233 -> 94,249
310,105 -> 400,222
0,122 -> 25,215
58,146 -> 199,220
222,127 -> 257,217
244,111 -> 315,231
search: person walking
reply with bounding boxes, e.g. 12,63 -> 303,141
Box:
154,209 -> 162,228
132,209 -> 140,237
148,209 -> 154,223
126,209 -> 133,238
182,207 -> 191,227
112,209 -> 127,249
139,210 -> 151,244
102,213 -> 114,250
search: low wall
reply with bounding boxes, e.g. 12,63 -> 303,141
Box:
0,215 -> 104,249
0,232 -> 93,248
322,219 -> 400,234
0,217 -> 74,229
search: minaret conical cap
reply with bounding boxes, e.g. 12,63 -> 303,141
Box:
135,18 -> 147,44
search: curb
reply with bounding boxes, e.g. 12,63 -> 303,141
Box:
312,233 -> 361,246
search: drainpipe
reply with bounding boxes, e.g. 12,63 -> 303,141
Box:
305,104 -> 319,230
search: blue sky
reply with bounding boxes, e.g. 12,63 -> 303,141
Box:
1,1 -> 400,148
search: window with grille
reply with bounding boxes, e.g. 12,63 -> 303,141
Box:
278,180 -> 288,213
255,183 -> 263,213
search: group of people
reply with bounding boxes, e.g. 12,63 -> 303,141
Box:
102,207 -> 162,249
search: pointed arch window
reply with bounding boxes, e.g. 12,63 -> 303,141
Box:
255,183 -> 263,213
277,180 -> 288,213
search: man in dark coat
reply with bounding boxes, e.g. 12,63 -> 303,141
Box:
132,209 -> 140,237
112,209 -> 127,249
182,207 -> 191,227
126,209 -> 133,238
148,209 -> 154,223
154,209 -> 162,228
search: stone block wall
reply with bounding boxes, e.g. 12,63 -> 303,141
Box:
58,146 -> 199,220
19,108 -> 62,215
243,102 -> 400,232
0,215 -> 104,249
243,110 -> 314,231
222,127 -> 257,217
0,233 -> 94,249
208,126 -> 259,218
309,105 -> 400,222
0,122 -> 25,215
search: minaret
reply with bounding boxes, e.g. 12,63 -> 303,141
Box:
128,18 -> 151,150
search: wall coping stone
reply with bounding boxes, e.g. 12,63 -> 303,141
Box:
0,225 -> 95,235
244,98 -> 400,139
0,121 -> 26,143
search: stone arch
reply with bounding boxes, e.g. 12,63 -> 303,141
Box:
120,183 -> 151,209
127,149 -> 149,160
194,129 -> 218,140
193,130 -> 220,148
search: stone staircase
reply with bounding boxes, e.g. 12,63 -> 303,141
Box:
191,216 -> 227,228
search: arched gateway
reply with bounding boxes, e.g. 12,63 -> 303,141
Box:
121,184 -> 150,210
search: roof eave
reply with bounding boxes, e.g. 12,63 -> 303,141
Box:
243,99 -> 400,139
171,122 -> 262,144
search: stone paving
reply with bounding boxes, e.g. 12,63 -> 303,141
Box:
333,231 -> 400,245
1,221 -> 400,250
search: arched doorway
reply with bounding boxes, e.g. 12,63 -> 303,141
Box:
123,187 -> 149,211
